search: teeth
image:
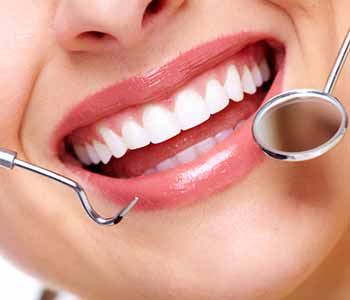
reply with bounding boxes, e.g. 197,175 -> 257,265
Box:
156,157 -> 178,172
175,89 -> 210,130
195,137 -> 216,154
121,119 -> 150,150
176,146 -> 198,164
204,80 -> 230,114
93,140 -> 112,164
144,168 -> 156,175
241,65 -> 257,95
252,63 -> 263,87
85,143 -> 101,165
259,59 -> 271,82
144,126 -> 239,174
75,56 -> 270,167
214,128 -> 233,143
99,127 -> 127,158
143,105 -> 181,144
73,144 -> 92,166
224,65 -> 244,102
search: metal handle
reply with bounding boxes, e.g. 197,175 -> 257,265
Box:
324,29 -> 350,94
0,148 -> 138,226
0,148 -> 17,169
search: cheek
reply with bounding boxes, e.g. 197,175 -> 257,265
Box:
266,0 -> 324,11
0,0 -> 65,283
224,158 -> 347,299
0,2 -> 50,147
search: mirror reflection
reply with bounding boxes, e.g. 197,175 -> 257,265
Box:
255,97 -> 342,153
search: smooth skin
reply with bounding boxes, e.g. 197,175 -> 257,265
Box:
0,1 -> 349,299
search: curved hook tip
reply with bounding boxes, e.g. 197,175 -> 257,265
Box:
119,197 -> 139,218
112,197 -> 139,225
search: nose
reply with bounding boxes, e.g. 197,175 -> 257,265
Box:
54,0 -> 185,52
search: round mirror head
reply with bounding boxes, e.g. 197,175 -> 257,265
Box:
253,89 -> 348,161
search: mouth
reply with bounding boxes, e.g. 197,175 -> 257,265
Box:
56,33 -> 285,210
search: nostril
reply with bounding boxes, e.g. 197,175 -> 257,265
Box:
74,31 -> 118,49
71,31 -> 117,51
146,0 -> 165,14
77,31 -> 107,41
143,0 -> 167,26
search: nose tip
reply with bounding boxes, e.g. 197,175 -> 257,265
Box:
54,0 -> 186,53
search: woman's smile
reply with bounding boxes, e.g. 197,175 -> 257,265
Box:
57,35 -> 284,209
0,1 -> 349,300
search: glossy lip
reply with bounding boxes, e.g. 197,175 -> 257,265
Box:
56,32 -> 285,210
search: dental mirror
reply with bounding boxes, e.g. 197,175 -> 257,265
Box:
253,30 -> 350,161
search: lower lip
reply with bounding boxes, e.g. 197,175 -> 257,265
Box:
66,67 -> 284,210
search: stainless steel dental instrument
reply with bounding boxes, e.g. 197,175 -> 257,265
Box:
0,148 -> 138,226
253,30 -> 350,161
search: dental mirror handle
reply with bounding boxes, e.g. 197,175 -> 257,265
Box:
324,29 -> 350,94
0,148 -> 138,226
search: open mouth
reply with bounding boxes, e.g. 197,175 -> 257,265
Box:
56,33 -> 285,210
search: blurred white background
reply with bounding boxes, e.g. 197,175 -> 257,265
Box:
0,256 -> 74,299
0,256 -> 42,299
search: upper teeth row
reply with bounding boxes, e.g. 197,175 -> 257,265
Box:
73,59 -> 271,166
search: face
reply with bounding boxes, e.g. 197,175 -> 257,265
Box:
0,1 -> 349,299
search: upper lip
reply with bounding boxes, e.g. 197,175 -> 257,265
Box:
53,32 -> 279,153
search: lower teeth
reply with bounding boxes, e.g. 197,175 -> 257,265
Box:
143,120 -> 245,175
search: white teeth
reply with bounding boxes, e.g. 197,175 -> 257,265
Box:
85,143 -> 101,165
93,140 -> 112,164
75,56 -> 271,167
204,79 -> 230,114
144,127 -> 238,174
176,146 -> 198,164
121,119 -> 150,150
73,144 -> 92,166
156,157 -> 178,172
195,137 -> 216,154
260,59 -> 271,82
99,127 -> 127,158
252,63 -> 263,87
143,105 -> 181,144
242,65 -> 257,95
224,65 -> 244,102
143,168 -> 156,175
214,128 -> 233,143
175,89 -> 210,130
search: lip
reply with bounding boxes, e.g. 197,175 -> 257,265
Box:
56,32 -> 285,210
